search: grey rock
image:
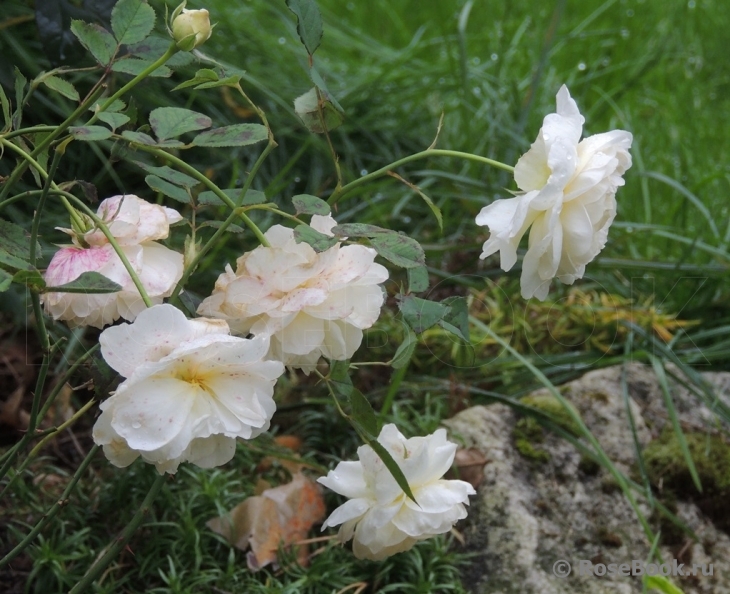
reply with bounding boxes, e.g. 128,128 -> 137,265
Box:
445,363 -> 730,594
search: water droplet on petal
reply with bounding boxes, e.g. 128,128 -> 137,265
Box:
132,422 -> 141,429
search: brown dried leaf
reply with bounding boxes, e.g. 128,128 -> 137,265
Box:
207,472 -> 326,570
446,447 -> 487,489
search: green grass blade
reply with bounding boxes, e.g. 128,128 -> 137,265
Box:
650,356 -> 702,493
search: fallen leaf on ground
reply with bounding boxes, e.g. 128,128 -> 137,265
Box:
446,447 -> 487,489
207,471 -> 326,570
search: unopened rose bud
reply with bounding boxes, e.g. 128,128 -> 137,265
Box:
172,8 -> 212,51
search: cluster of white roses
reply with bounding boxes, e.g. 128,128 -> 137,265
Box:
40,85 -> 631,559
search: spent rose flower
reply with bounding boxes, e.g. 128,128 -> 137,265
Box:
93,304 -> 284,474
43,195 -> 184,328
318,424 -> 476,560
171,7 -> 212,50
197,215 -> 388,372
476,85 -> 632,300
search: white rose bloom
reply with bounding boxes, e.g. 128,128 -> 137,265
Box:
43,195 -> 184,328
197,215 -> 388,372
93,304 -> 284,474
318,424 -> 476,560
476,85 -> 632,300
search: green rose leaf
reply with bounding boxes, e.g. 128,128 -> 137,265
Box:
310,66 -> 344,113
145,175 -> 190,203
366,438 -> 417,503
369,233 -> 425,269
398,294 -> 450,334
0,85 -> 10,130
112,58 -> 172,78
191,124 -> 268,148
293,224 -> 338,252
0,269 -> 12,292
111,0 -> 156,46
414,186 -> 442,231
390,328 -> 418,369
171,68 -> 218,91
149,107 -> 212,141
438,296 -> 470,341
350,388 -> 379,437
329,360 -> 353,398
90,99 -> 126,113
97,112 -> 130,131
198,189 -> 267,207
41,75 -> 80,101
199,221 -> 245,234
292,194 -> 330,215
0,249 -> 31,270
407,265 -> 429,293
128,36 -> 193,67
133,161 -> 198,188
13,67 -> 27,129
285,0 -> 323,55
0,219 -> 40,270
46,271 -> 122,294
195,75 -> 243,90
13,269 -> 46,292
69,126 -> 113,141
330,223 -> 388,238
70,21 -> 117,66
121,130 -> 157,145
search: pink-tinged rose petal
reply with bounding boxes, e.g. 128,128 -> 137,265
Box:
44,246 -> 110,286
197,214 -> 388,371
43,195 -> 183,328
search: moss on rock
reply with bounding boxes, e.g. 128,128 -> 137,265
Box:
519,393 -> 582,437
643,428 -> 730,495
644,428 -> 730,533
512,417 -> 550,463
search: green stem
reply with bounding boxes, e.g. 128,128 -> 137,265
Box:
229,83 -> 277,225
0,138 -> 152,305
60,194 -> 154,308
1,125 -> 58,140
169,199 -> 292,302
28,399 -> 96,459
69,472 -> 166,594
0,86 -> 105,203
29,146 -> 62,349
170,208 -> 241,301
0,446 -> 99,569
130,144 -> 269,247
379,363 -> 408,420
0,343 -> 100,496
244,204 -> 302,225
86,44 -> 179,127
328,149 -> 515,205
0,342 -> 60,484
239,140 -> 276,210
314,87 -> 342,192
0,189 -> 80,213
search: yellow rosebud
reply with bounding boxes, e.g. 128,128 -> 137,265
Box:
171,8 -> 212,50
